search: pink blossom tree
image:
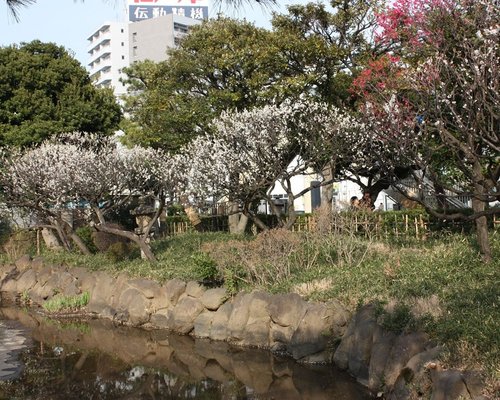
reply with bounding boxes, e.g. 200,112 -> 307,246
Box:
354,0 -> 499,261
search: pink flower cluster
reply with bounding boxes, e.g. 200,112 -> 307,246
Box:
375,0 -> 455,47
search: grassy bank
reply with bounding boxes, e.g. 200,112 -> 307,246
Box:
4,225 -> 499,392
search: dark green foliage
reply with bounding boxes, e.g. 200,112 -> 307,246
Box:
376,302 -> 414,334
75,226 -> 98,254
0,218 -> 12,248
0,40 -> 121,147
191,252 -> 220,283
121,18 -> 292,151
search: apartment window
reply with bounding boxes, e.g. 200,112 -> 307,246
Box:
121,28 -> 124,33
173,23 -> 188,33
122,55 -> 125,60
121,42 -> 124,46
132,46 -> 137,57
132,32 -> 137,43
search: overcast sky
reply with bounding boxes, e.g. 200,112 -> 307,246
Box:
0,0 -> 310,68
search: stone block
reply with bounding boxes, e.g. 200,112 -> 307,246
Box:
289,302 -> 347,361
210,302 -> 233,341
15,269 -> 38,293
267,293 -> 308,328
127,278 -> 161,299
227,292 -> 251,340
165,278 -> 186,306
14,254 -> 31,271
117,287 -> 151,326
186,281 -> 205,298
201,287 -> 227,311
431,370 -> 469,400
168,296 -> 204,334
193,310 -> 215,338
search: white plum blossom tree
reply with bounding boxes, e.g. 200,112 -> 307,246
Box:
0,133 -> 173,261
177,100 -> 374,231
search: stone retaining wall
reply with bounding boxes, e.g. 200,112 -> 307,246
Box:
0,255 -> 487,400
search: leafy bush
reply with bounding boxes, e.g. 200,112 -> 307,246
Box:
75,226 -> 98,254
191,252 -> 220,284
42,291 -> 90,313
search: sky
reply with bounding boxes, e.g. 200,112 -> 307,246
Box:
0,0 -> 310,69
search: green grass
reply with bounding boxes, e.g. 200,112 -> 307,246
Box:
39,232 -> 245,283
42,291 -> 90,313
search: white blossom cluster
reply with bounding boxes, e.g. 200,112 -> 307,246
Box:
176,100 -> 374,206
0,133 -> 172,219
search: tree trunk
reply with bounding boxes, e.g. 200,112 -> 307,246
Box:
228,202 -> 248,234
94,223 -> 157,262
284,184 -> 298,230
247,213 -> 269,232
41,228 -> 64,251
92,204 -> 157,262
472,160 -> 492,262
69,231 -> 92,256
472,197 -> 491,262
51,219 -> 72,251
320,164 -> 335,211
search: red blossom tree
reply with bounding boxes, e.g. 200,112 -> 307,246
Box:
354,0 -> 499,261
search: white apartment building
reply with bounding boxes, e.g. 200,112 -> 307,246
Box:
129,14 -> 201,63
87,15 -> 201,99
87,22 -> 130,98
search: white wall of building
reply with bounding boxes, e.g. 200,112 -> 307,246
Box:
262,157 -> 398,214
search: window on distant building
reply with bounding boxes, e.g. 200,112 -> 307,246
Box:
132,46 -> 137,57
132,32 -> 137,43
173,23 -> 189,33
122,55 -> 125,60
121,28 -> 124,33
121,42 -> 124,46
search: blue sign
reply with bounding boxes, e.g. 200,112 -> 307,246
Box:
129,5 -> 208,22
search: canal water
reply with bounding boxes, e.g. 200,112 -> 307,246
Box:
0,307 -> 373,399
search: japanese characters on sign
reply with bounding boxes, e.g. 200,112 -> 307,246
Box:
128,0 -> 209,22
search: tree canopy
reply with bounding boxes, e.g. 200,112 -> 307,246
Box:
121,18 -> 289,151
0,133 -> 172,260
0,40 -> 122,147
353,0 -> 499,261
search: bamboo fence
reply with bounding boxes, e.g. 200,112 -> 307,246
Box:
162,212 -> 500,240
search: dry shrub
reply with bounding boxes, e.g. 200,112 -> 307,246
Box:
202,229 -> 302,287
292,278 -> 334,297
411,295 -> 443,319
2,229 -> 35,259
306,205 -> 373,268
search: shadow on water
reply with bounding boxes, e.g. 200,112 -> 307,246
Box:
0,307 -> 373,400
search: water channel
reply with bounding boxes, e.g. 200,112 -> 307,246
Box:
0,306 -> 373,399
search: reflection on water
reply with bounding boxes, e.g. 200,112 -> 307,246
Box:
0,307 -> 372,399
